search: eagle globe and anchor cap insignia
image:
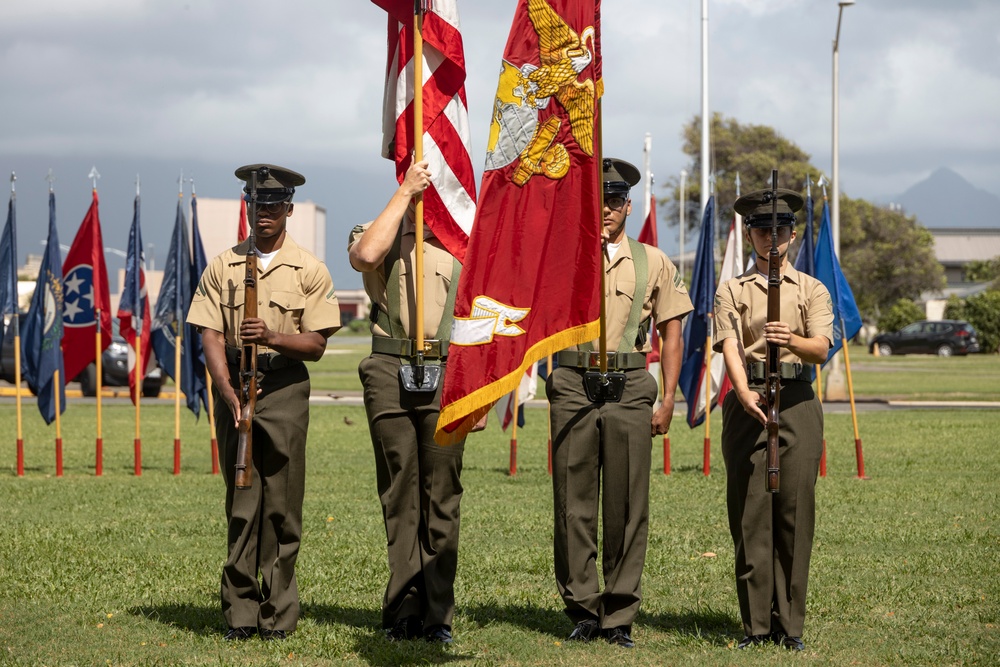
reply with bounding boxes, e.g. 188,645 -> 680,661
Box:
485,0 -> 598,188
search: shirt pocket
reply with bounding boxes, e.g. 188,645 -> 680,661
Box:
220,287 -> 245,338
269,289 -> 306,332
435,261 -> 452,307
614,278 -> 636,325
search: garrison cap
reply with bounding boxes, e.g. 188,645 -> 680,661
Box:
602,158 -> 641,197
735,188 -> 804,228
235,163 -> 306,204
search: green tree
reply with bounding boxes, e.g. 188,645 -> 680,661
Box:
838,197 -> 945,319
665,114 -> 946,322
963,257 -> 1000,284
877,298 -> 925,333
948,290 -> 1000,354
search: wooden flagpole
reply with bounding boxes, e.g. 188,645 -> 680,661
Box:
54,371 -> 63,477
413,1 -> 426,359
702,332 -> 711,476
11,174 -> 24,476
509,387 -> 519,476
816,363 -> 826,476
842,339 -> 866,478
207,372 -> 219,474
547,354 -> 553,476
173,179 -> 183,476
89,168 -> 103,477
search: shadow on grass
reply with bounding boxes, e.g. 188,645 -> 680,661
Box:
463,602 -> 566,637
640,607 -> 738,646
129,602 -> 222,636
306,603 -> 467,667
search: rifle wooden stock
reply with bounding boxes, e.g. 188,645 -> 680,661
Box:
235,168 -> 264,490
765,169 -> 781,494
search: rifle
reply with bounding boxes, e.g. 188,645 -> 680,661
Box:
235,167 -> 266,490
765,169 -> 781,494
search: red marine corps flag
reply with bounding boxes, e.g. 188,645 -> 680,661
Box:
372,0 -> 477,262
436,0 -> 603,443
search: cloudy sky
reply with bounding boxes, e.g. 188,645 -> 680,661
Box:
1,0 -> 997,289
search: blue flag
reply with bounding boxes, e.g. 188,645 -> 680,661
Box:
22,193 -> 66,424
116,194 -> 154,404
151,199 -> 198,417
188,195 -> 208,414
679,196 -> 716,428
1,192 -> 18,352
814,199 -> 862,366
793,191 -> 816,277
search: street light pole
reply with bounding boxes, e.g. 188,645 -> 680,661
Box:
832,0 -> 854,260
827,0 -> 854,401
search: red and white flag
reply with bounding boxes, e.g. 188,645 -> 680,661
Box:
436,0 -> 603,443
711,217 -> 744,406
638,194 -> 660,366
62,190 -> 112,382
373,0 -> 477,262
237,197 -> 248,243
493,363 -> 539,431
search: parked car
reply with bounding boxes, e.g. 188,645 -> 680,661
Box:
869,320 -> 980,357
1,315 -> 163,396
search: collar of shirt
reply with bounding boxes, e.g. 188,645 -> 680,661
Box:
228,234 -> 306,275
738,261 -> 803,287
605,235 -> 634,272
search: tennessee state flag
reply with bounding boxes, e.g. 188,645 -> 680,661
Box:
436,0 -> 603,443
62,190 -> 111,383
373,0 -> 477,262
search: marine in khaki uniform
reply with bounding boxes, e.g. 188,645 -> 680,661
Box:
187,164 -> 341,641
549,158 -> 693,648
713,188 -> 833,651
348,160 -> 466,644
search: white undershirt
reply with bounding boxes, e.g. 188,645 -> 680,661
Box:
256,248 -> 279,271
606,241 -> 622,260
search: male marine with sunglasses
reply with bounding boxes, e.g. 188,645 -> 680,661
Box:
548,158 -> 692,648
188,164 -> 341,641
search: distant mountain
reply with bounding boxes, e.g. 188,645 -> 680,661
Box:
895,167 -> 999,229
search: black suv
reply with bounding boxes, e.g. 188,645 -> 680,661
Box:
1,315 -> 163,397
869,320 -> 980,357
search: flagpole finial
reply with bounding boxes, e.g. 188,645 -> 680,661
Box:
188,175 -> 196,196
136,174 -> 141,197
709,172 -> 716,196
10,171 -> 15,194
178,170 -> 184,198
735,172 -> 742,198
805,174 -> 813,198
46,168 -> 56,193
817,174 -> 829,199
88,166 -> 100,191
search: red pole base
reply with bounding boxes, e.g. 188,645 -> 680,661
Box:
819,439 -> 827,477
663,436 -> 671,475
96,438 -> 103,477
173,438 -> 181,475
211,439 -> 220,475
509,438 -> 517,476
703,437 -> 711,476
134,439 -> 142,476
547,438 -> 552,476
56,438 -> 63,477
17,439 -> 24,477
855,438 -> 866,479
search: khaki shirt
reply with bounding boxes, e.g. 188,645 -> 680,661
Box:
713,264 -> 834,364
187,235 -> 342,351
577,239 -> 693,353
348,221 -> 457,339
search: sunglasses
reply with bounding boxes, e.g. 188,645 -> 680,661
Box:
252,201 -> 290,214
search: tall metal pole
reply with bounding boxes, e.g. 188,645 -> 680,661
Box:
643,133 -> 652,221
832,0 -> 854,260
700,0 -> 710,218
827,0 -> 854,402
679,169 -> 687,278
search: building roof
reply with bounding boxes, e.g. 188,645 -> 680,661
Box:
930,228 -> 1000,267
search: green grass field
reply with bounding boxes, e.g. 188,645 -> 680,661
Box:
1,347 -> 998,665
